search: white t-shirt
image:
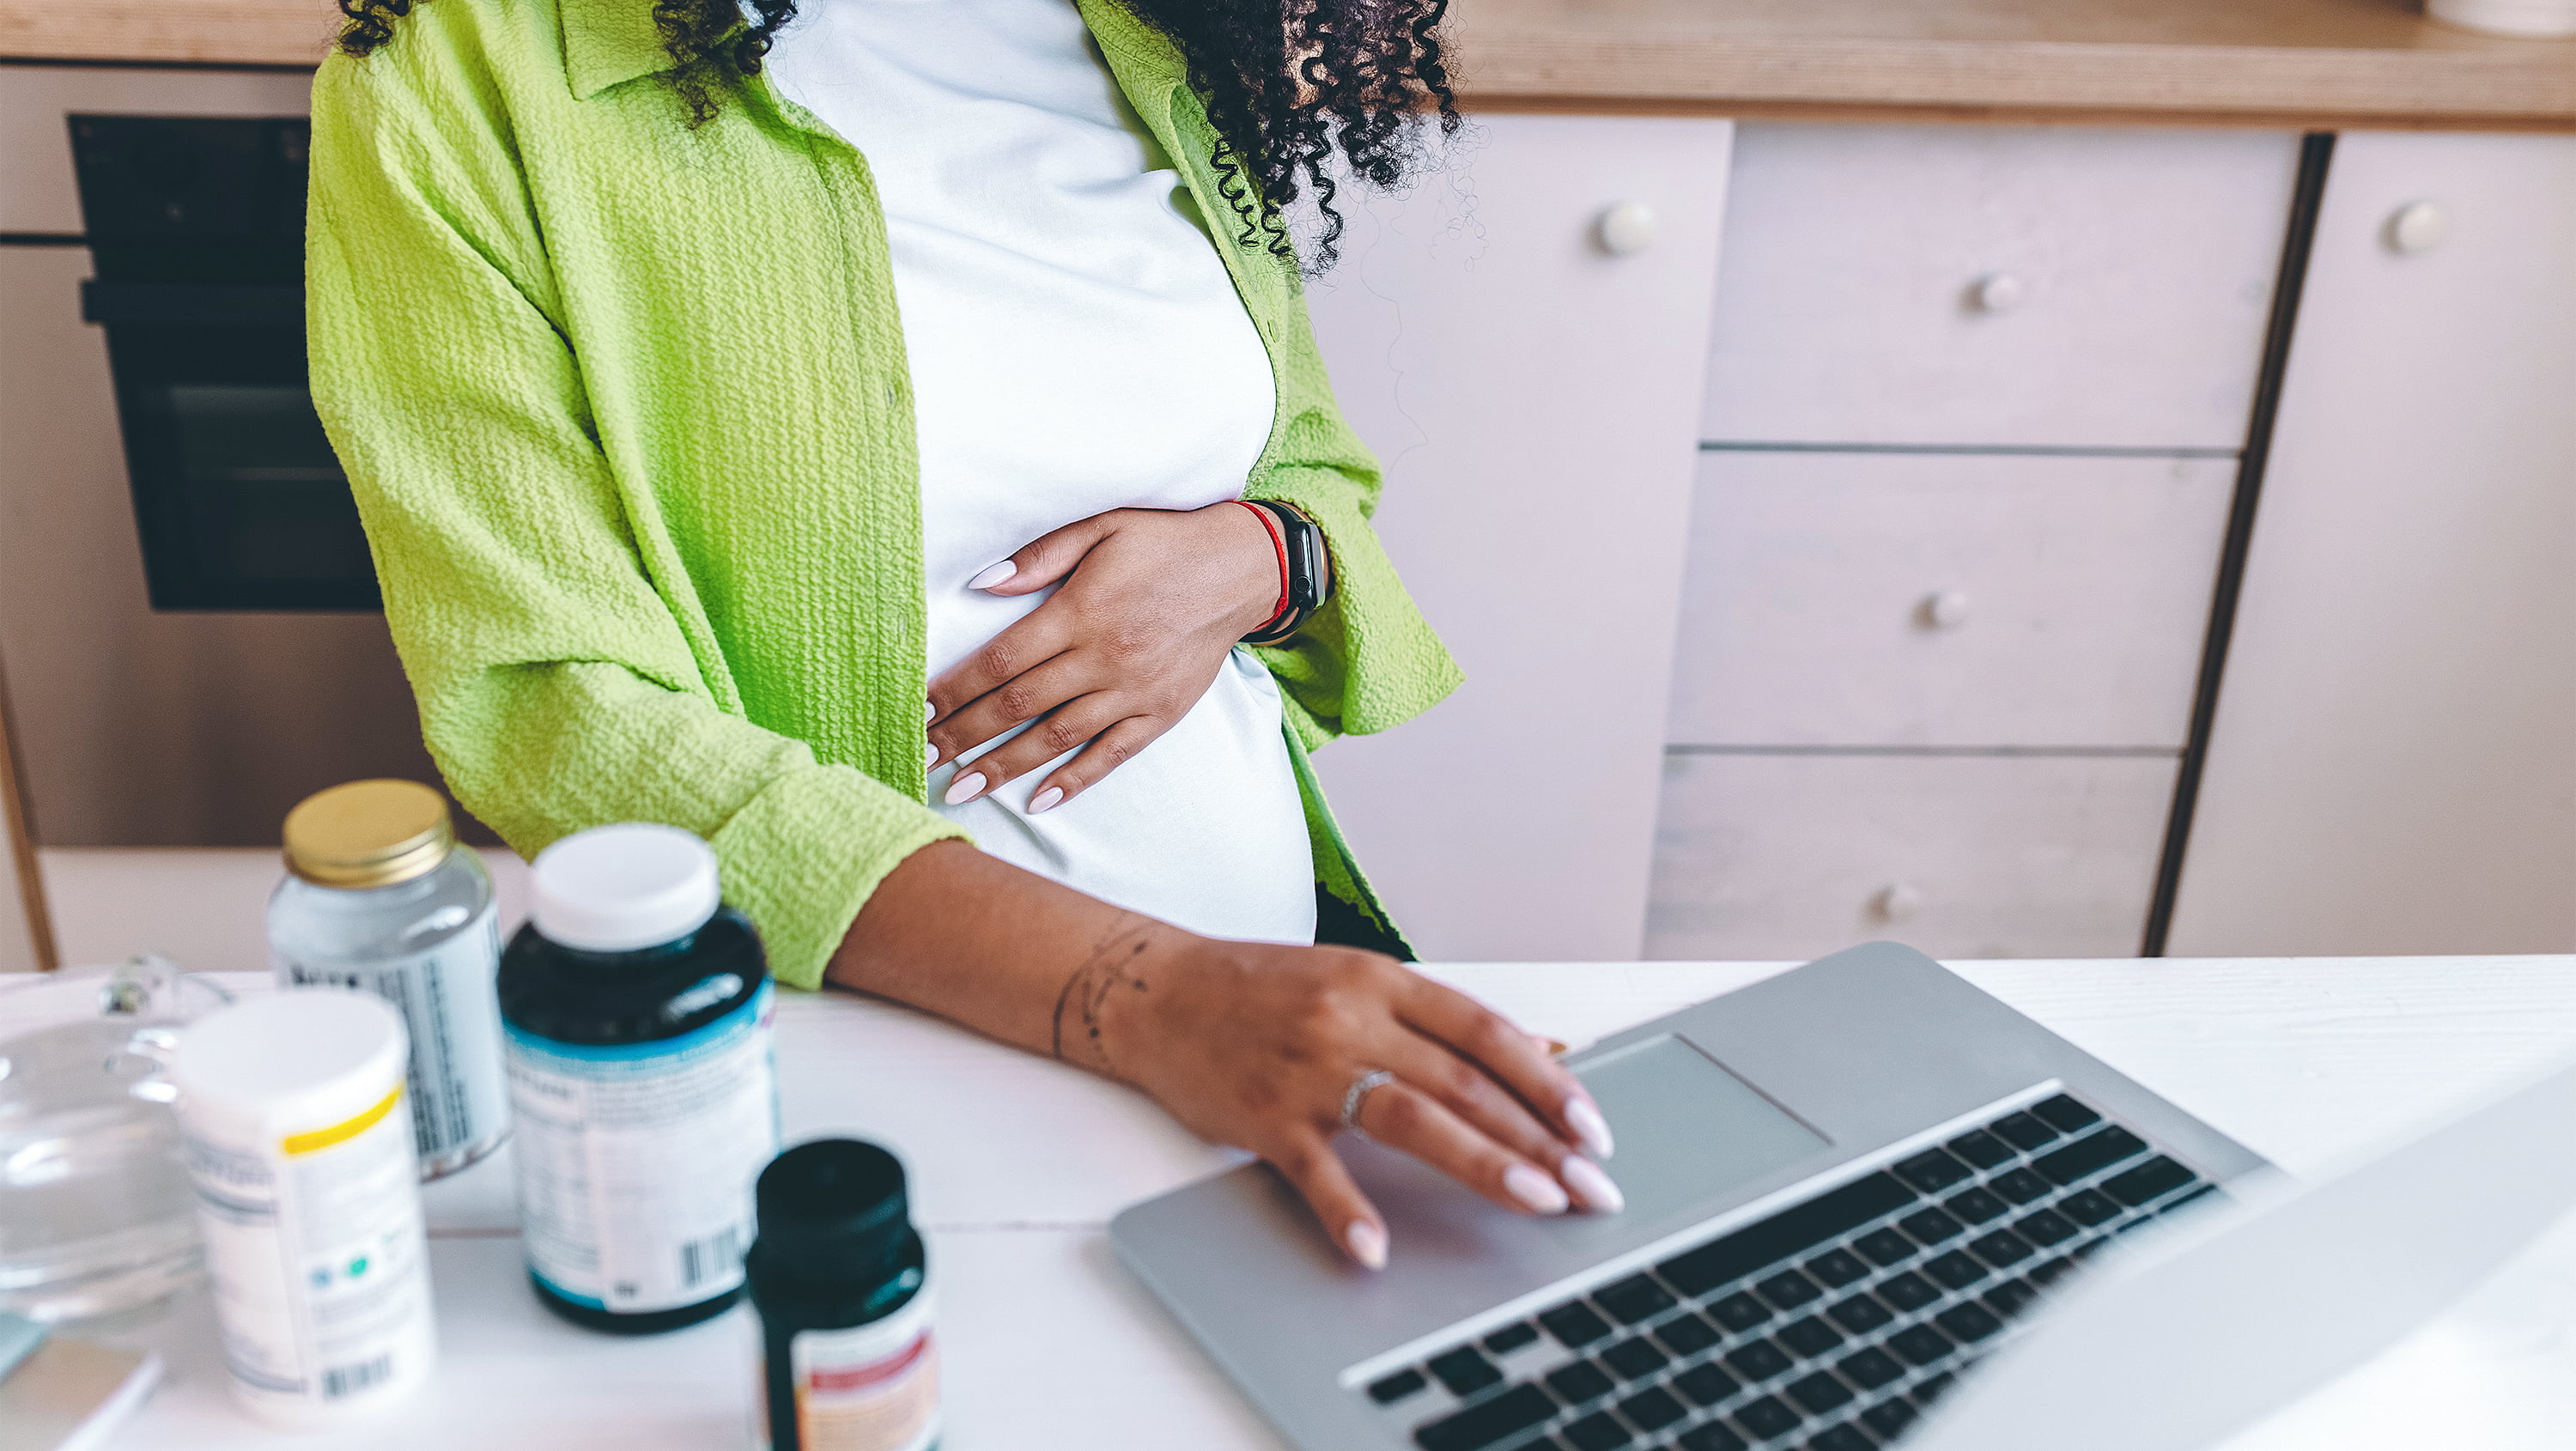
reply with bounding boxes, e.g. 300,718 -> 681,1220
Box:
766,0 -> 1317,944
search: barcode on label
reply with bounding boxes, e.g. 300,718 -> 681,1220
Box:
321,1355 -> 393,1400
679,1226 -> 746,1290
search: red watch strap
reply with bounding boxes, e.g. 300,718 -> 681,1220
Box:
1232,498 -> 1292,634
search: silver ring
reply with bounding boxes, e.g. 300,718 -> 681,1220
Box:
1341,1069 -> 1398,1132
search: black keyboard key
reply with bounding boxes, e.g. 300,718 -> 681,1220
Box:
1924,1251 -> 1989,1289
1521,1439 -> 1565,1451
1778,1316 -> 1844,1357
1369,1369 -> 1429,1404
1707,1291 -> 1773,1332
1758,1270 -> 1825,1309
1562,1410 -> 1632,1451
1724,1338 -> 1794,1382
1734,1395 -> 1802,1440
2014,1209 -> 2079,1247
1945,1129 -> 2014,1169
1542,1302 -> 1616,1349
1934,1303 -> 2003,1344
1595,1273 -> 1679,1325
1601,1337 -> 1670,1381
1680,1424 -> 1750,1451
2033,1127 -> 2147,1187
1892,1149 -> 1972,1195
1485,1322 -> 1540,1354
1888,1325 -> 1955,1367
1674,1362 -> 1742,1407
1659,1175 -> 1918,1296
1899,1207 -> 1965,1245
1413,1382 -> 1556,1451
2028,1256 -> 2076,1287
1547,1359 -> 1617,1406
1805,1248 -> 1869,1288
1852,1229 -> 1917,1267
2162,1183 -> 2223,1216
1984,1279 -> 2041,1318
1656,1313 -> 1722,1357
2105,1157 -> 2198,1207
1861,1399 -> 1918,1439
1835,1348 -> 1903,1390
1874,1271 -> 1940,1311
2058,1188 -> 2122,1226
1785,1371 -> 1855,1415
1808,1427 -> 1874,1451
2032,1095 -> 2101,1134
1943,1187 -> 2008,1224
1970,1229 -> 2035,1267
1621,1386 -> 1688,1430
1429,1346 -> 1504,1397
1825,1294 -> 1893,1334
1990,1169 -> 2052,1205
1988,1111 -> 2061,1151
1912,1370 -> 1958,1405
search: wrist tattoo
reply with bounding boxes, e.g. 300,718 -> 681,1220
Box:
1050,920 -> 1157,1075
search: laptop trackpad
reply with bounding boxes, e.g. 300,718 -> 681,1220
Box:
1574,1033 -> 1829,1228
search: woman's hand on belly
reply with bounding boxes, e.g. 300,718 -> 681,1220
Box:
927,501 -> 1279,812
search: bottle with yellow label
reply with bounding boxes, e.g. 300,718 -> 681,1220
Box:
169,990 -> 436,1427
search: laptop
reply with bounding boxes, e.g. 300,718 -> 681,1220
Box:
1110,941 -> 2576,1451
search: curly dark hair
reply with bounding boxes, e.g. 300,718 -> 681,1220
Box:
334,0 -> 1460,270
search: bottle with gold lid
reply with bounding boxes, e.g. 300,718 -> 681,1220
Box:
269,779 -> 507,1181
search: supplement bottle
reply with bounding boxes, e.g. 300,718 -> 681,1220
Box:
269,779 -> 507,1181
749,1139 -> 939,1451
169,989 -> 436,1427
499,823 -> 779,1333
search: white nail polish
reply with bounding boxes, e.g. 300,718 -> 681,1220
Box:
943,772 -> 986,805
1346,1219 -> 1388,1271
924,742 -> 939,770
1568,1096 -> 1615,1161
925,699 -> 936,724
1561,1156 -> 1625,1215
1504,1163 -> 1571,1216
1028,786 -> 1064,814
966,561 -> 1016,591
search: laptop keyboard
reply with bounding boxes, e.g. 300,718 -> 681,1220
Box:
1364,1092 -> 2221,1451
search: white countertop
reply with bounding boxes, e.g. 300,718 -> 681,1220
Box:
8,954 -> 2576,1450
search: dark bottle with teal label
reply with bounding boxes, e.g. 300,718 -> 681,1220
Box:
497,823 -> 780,1334
750,1138 -> 939,1451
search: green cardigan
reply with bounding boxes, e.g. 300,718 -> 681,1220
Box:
305,0 -> 1462,988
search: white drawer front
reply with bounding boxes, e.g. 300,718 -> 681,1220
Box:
1703,124 -> 2298,449
1645,752 -> 2175,961
1666,451 -> 2233,750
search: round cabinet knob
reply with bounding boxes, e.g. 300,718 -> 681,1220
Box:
1595,201 -> 1657,258
1919,589 -> 1972,630
2386,200 -> 2449,256
1874,882 -> 1925,923
1969,272 -> 2026,315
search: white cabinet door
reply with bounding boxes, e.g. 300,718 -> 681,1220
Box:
2167,132 -> 2576,956
1303,115 -> 1735,962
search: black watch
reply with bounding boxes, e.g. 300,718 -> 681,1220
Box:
1241,500 -> 1332,645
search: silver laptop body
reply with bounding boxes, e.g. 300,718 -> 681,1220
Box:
1111,941 -> 2576,1451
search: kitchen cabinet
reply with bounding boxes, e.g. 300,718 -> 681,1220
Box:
2166,131 -> 2576,956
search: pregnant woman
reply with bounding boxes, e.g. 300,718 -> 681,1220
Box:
308,0 -> 1621,1265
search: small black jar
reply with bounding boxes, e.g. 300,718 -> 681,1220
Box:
749,1138 -> 939,1451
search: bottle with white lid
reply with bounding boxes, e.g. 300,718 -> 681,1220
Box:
169,989 -> 436,1426
269,779 -> 508,1181
498,823 -> 780,1333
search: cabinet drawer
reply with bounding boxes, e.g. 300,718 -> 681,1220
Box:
1645,752 -> 2174,961
1666,451 -> 2233,750
1703,124 -> 2297,449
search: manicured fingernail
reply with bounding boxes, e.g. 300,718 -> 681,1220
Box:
925,699 -> 936,724
966,561 -> 1015,591
944,771 -> 986,805
1567,1096 -> 1613,1160
924,742 -> 939,770
1531,1034 -> 1571,1056
1504,1163 -> 1571,1216
1346,1219 -> 1388,1271
1028,786 -> 1064,814
1561,1156 -> 1625,1215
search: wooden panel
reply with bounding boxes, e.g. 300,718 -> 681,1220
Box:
2166,131 -> 2576,956
1667,451 -> 2233,749
1702,124 -> 2297,449
1303,115 -> 1734,962
1646,752 -> 2176,961
0,64 -> 313,233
